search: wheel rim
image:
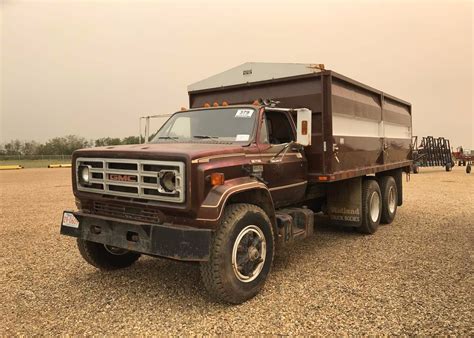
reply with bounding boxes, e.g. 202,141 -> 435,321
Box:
104,245 -> 129,255
369,191 -> 380,223
388,186 -> 396,214
232,225 -> 266,283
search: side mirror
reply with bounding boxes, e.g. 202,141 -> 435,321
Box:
296,108 -> 312,146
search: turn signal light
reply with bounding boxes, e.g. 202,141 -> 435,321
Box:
211,172 -> 225,186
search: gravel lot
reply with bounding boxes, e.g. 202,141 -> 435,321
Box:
1,167 -> 472,335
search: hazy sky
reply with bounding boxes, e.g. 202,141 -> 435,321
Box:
1,0 -> 473,148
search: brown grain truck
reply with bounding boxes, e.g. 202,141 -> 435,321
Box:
60,63 -> 412,304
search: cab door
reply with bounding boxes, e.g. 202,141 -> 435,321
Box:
257,109 -> 308,208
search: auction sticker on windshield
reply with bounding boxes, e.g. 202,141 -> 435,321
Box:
235,109 -> 253,118
62,212 -> 79,228
235,134 -> 250,141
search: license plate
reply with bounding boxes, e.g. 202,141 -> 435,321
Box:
62,212 -> 79,228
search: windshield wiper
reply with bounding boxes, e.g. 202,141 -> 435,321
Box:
193,135 -> 219,139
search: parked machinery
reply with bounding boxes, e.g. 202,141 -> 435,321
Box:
411,136 -> 455,173
452,146 -> 472,173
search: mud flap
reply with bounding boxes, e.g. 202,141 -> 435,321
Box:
327,177 -> 362,227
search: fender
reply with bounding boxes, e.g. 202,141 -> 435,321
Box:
196,176 -> 273,223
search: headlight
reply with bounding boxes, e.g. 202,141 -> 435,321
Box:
79,165 -> 90,185
159,170 -> 176,193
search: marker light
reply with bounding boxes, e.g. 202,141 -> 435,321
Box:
210,172 -> 225,186
301,120 -> 308,135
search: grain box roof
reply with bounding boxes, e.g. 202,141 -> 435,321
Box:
187,62 -> 324,93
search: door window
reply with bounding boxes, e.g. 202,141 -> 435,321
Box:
260,111 -> 295,145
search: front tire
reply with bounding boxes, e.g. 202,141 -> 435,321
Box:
77,239 -> 140,270
358,179 -> 382,234
200,203 -> 274,304
380,176 -> 398,224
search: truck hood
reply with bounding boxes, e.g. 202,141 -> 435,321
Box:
73,142 -> 246,162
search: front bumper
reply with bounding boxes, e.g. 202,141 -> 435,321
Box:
60,211 -> 212,261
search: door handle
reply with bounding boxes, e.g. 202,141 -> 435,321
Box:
333,144 -> 340,163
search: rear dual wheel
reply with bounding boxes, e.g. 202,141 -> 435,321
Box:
358,176 -> 398,234
358,179 -> 382,234
380,176 -> 398,224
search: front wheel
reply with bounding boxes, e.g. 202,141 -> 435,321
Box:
200,203 -> 274,304
77,239 -> 140,270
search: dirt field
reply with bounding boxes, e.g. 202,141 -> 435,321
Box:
1,167 -> 472,335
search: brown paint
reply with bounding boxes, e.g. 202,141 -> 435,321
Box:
71,68 -> 411,230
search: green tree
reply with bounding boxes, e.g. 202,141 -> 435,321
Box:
95,137 -> 122,147
22,141 -> 40,155
38,135 -> 90,155
121,136 -> 140,144
2,140 -> 22,155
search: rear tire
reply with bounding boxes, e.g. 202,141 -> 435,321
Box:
77,239 -> 140,270
379,176 -> 398,224
200,203 -> 274,304
358,179 -> 382,234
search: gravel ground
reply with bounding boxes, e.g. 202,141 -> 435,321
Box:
1,167 -> 472,335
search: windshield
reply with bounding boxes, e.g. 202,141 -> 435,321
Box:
151,108 -> 257,143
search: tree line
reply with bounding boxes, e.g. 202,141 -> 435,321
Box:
0,135 -> 141,156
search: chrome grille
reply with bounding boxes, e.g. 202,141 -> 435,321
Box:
76,157 -> 185,203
